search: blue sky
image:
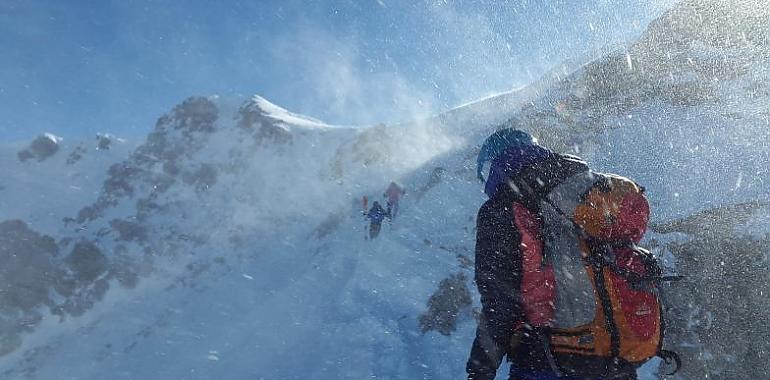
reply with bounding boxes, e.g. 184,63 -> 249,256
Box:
0,0 -> 675,141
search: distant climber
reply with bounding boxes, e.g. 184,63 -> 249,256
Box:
383,181 -> 406,220
364,201 -> 389,239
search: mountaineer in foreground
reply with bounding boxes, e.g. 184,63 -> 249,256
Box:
467,128 -> 677,380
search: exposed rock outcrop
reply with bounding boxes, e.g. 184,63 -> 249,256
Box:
17,134 -> 61,162
657,202 -> 770,379
419,273 -> 472,336
0,220 -> 60,355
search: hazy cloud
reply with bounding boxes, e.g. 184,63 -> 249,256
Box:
271,24 -> 435,125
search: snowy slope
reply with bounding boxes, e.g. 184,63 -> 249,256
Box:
1,1 -> 769,379
0,95 -> 477,380
0,134 -> 134,235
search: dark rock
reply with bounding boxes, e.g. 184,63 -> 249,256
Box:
135,198 -> 162,220
66,145 -> 87,165
104,163 -> 141,197
76,205 -> 100,224
17,135 -> 60,162
109,219 -> 148,242
0,220 -> 61,355
182,164 -> 218,192
172,97 -> 219,134
162,160 -> 180,176
96,134 -> 112,150
236,100 -> 293,145
416,167 -> 446,200
0,220 -> 60,312
65,241 -> 108,284
60,278 -> 110,317
419,273 -> 472,336
657,201 -> 770,379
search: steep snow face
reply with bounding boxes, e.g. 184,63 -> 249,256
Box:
249,95 -> 331,129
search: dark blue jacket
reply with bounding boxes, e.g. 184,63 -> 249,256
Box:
366,204 -> 388,224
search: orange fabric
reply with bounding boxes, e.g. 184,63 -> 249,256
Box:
574,177 -> 648,242
606,254 -> 661,361
550,255 -> 661,364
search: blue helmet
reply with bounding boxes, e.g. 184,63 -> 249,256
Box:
476,128 -> 537,183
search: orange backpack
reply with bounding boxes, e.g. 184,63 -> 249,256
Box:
512,171 -> 680,377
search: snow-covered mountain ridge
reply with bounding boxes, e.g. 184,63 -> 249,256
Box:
1,0 -> 769,378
